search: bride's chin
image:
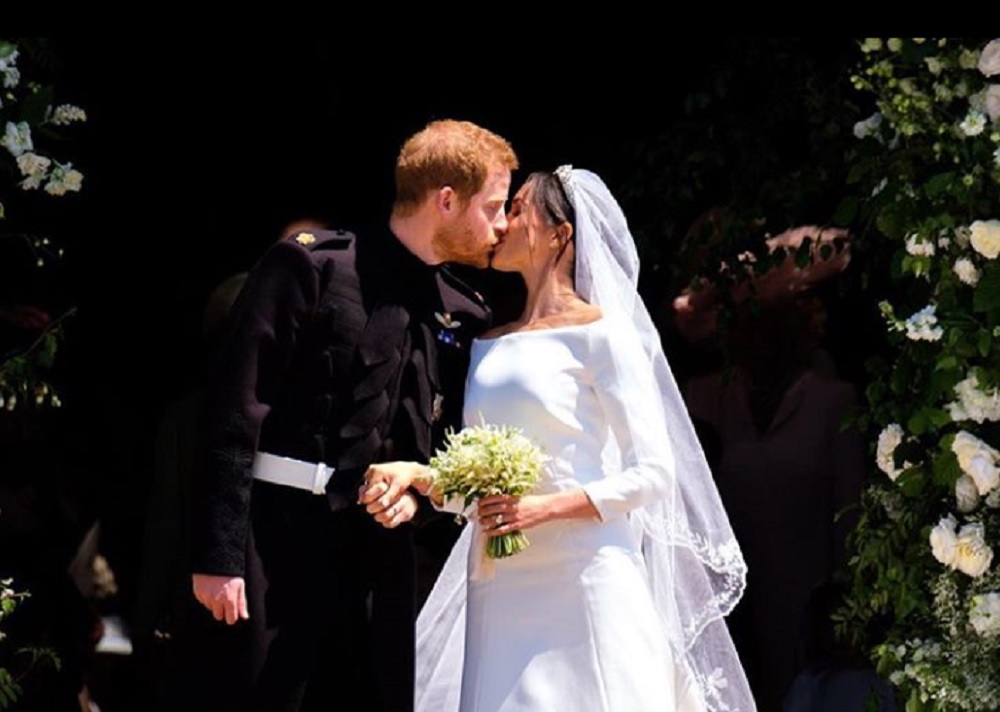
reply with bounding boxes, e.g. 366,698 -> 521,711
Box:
488,253 -> 511,272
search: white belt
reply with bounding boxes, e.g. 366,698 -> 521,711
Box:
251,452 -> 335,495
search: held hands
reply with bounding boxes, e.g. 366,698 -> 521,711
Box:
192,573 -> 249,625
358,461 -> 434,529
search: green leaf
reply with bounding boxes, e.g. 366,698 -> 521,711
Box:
16,85 -> 55,127
927,408 -> 951,429
973,263 -> 1000,313
36,332 -> 58,369
907,410 -> 929,435
932,450 -> 962,488
897,468 -> 925,497
833,197 -> 859,225
924,171 -> 956,198
935,356 -> 958,372
846,163 -> 870,185
979,330 -> 993,358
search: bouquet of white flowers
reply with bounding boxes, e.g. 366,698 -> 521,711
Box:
429,421 -> 547,559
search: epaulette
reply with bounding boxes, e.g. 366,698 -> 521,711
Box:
289,228 -> 355,253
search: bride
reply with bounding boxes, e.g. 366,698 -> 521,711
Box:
365,167 -> 755,712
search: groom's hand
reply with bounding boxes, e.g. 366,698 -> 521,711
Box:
359,461 -> 422,508
192,573 -> 249,625
370,491 -> 419,528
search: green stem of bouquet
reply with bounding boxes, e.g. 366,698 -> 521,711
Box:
486,531 -> 531,559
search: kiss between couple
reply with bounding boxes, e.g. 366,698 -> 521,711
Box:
189,120 -> 755,712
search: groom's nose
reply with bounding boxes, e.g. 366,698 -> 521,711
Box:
493,213 -> 508,238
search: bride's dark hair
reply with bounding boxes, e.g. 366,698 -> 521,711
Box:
524,171 -> 576,231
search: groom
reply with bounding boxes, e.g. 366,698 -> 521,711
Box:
189,119 -> 517,712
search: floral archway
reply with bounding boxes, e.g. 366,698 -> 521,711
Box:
837,38 -> 1000,712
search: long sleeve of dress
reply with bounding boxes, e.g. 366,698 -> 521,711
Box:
191,241 -> 320,576
581,324 -> 674,522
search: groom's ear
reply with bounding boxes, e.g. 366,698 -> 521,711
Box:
436,186 -> 458,215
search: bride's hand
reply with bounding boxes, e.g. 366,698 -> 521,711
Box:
477,494 -> 551,536
478,490 -> 600,535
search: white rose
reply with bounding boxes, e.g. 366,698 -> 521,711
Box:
986,85 -> 1000,122
906,234 -> 935,257
952,431 -> 1000,470
970,220 -> 1000,259
967,452 -> 1000,495
979,39 -> 1000,77
970,592 -> 1000,636
877,424 -> 905,480
954,258 -> 981,286
955,523 -> 993,577
956,474 -> 982,513
930,515 -> 959,567
925,56 -> 944,75
15,152 -> 49,178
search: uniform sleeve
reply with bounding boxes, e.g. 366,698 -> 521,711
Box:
580,322 -> 674,522
191,241 -> 320,576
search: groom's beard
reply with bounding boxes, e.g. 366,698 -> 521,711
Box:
433,218 -> 491,268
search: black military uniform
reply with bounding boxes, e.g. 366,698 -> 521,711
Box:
189,226 -> 489,712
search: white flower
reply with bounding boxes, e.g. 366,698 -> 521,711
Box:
955,523 -> 993,577
952,431 -> 1000,494
954,258 -> 981,286
2,66 -> 19,89
44,162 -> 83,196
960,48 -> 981,70
905,234 -> 935,257
861,38 -> 883,53
925,56 -> 945,75
954,387 -> 984,416
967,453 -> 1000,496
0,120 -> 32,157
48,104 -> 87,126
0,47 -> 19,72
970,593 -> 1000,636
888,38 -> 903,52
877,424 -> 907,480
15,152 -> 50,178
956,474 -> 981,513
979,39 -> 1000,77
930,515 -> 959,567
854,112 -> 884,140
961,111 -> 987,137
903,304 -> 943,341
970,220 -> 1000,259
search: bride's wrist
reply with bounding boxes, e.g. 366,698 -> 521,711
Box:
411,466 -> 437,497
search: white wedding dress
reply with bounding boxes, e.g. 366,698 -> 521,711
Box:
416,318 -> 707,712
